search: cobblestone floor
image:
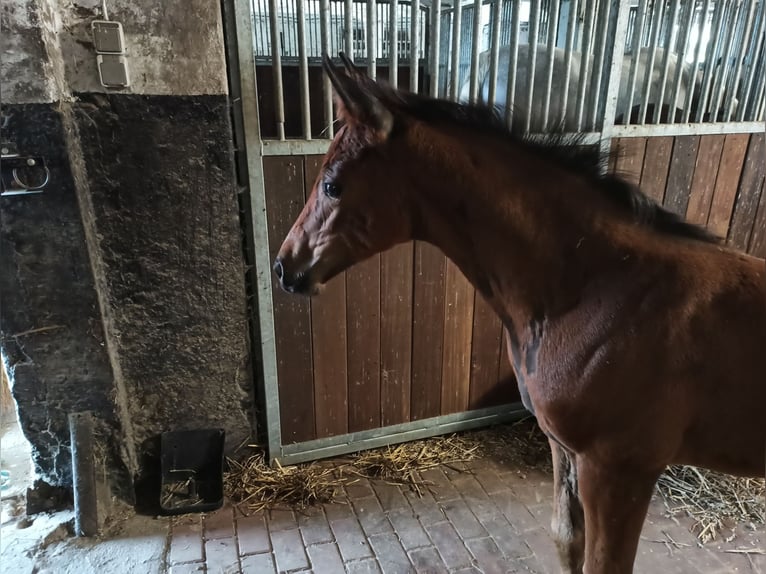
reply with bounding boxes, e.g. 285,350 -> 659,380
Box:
165,458 -> 763,574
2,454 -> 763,573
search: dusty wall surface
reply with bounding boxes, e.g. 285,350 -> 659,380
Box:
1,1 -> 57,103
0,104 -> 134,499
1,0 -> 253,506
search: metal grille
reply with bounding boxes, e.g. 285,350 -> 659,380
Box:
448,0 -> 766,131
252,0 -> 765,144
253,0 -> 428,61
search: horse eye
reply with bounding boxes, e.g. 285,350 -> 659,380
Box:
323,182 -> 341,199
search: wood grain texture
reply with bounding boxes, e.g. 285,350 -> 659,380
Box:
612,137 -> 647,185
411,242 -> 446,421
663,136 -> 700,217
346,254 -> 381,433
749,178 -> 766,258
707,134 -> 750,238
263,156 -> 315,443
440,261 -> 475,415
380,242 -> 414,426
686,135 -> 725,226
468,293 -> 504,410
304,156 -> 348,438
727,133 -> 765,251
640,136 -> 674,204
498,330 -> 520,404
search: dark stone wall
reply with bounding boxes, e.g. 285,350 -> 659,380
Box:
1,0 -> 255,510
0,104 -> 134,499
72,93 -> 253,454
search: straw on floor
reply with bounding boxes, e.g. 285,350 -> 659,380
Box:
224,451 -> 340,514
657,465 -> 765,544
224,417 -> 765,543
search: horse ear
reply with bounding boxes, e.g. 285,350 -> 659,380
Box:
339,52 -> 362,77
323,53 -> 393,139
323,54 -> 359,117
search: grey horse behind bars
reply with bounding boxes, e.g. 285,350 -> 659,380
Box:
457,45 -> 736,130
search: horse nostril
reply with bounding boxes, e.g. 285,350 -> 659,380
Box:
273,258 -> 284,281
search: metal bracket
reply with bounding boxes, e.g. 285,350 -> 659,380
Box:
1,143 -> 50,197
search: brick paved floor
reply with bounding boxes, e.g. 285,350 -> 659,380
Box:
166,458 -> 764,574
4,452 -> 763,573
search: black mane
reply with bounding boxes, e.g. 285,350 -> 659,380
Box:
381,87 -> 719,244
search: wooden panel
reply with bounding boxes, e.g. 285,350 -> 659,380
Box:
686,135 -> 726,226
749,178 -> 766,258
411,242 -> 445,420
498,330 -> 519,402
304,156 -> 348,438
380,243 -> 414,426
263,156 -> 315,443
707,134 -> 750,238
346,255 -> 381,432
440,262 -> 475,415
728,134 -> 766,251
663,136 -> 700,216
612,137 -> 647,185
468,293 -> 504,410
640,136 -> 674,204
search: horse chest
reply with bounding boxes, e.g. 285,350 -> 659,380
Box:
502,312 -> 624,449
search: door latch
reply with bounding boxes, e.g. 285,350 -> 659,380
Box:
1,143 -> 50,197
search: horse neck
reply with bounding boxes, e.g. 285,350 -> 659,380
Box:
404,124 -> 647,324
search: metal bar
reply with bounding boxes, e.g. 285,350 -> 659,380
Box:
575,0 -> 597,130
754,56 -> 766,120
487,0 -> 503,106
653,0 -> 679,124
69,412 -> 99,537
600,0 -> 631,162
233,0 -> 283,461
276,403 -> 530,464
504,0 -> 521,126
429,0 -> 442,97
738,0 -> 765,120
541,0 -> 560,130
757,71 -> 766,120
725,0 -> 757,121
410,0 -> 420,91
390,0 -> 399,87
525,131 -> 603,146
695,0 -> 727,122
450,0 -> 463,99
668,0 -> 696,122
320,0 -> 333,137
559,0 -> 579,128
710,0 -> 742,122
683,0 -> 712,122
610,120 -> 766,138
296,0 -> 311,139
368,0 -> 378,78
524,0 -> 541,132
469,0 -> 483,103
588,0 -> 612,130
638,0 -> 663,125
624,0 -> 648,123
345,0 -> 353,56
262,139 -> 332,155
268,0 -> 286,139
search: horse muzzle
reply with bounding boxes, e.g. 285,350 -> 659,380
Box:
272,256 -> 314,295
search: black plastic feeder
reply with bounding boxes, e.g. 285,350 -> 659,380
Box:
159,428 -> 225,515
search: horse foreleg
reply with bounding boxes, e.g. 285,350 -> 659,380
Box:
550,439 -> 585,573
577,457 -> 660,574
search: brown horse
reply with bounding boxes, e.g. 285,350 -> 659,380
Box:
273,54 -> 766,574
